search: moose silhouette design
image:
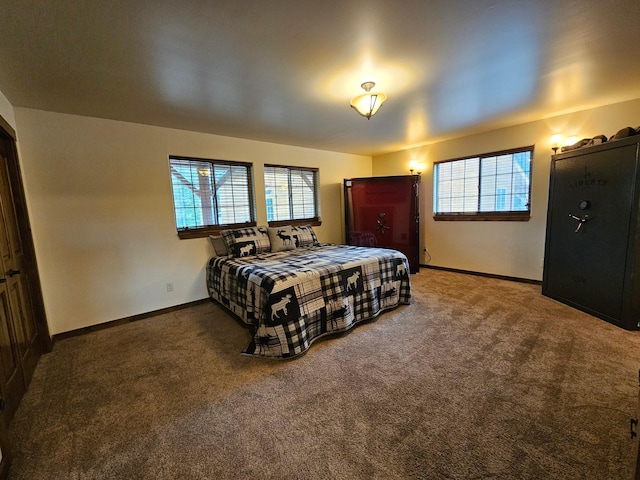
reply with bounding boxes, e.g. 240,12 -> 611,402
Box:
346,271 -> 360,291
271,294 -> 292,321
239,243 -> 255,257
277,229 -> 292,245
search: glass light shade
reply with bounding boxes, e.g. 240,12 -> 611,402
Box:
550,134 -> 563,148
409,160 -> 425,173
350,91 -> 387,119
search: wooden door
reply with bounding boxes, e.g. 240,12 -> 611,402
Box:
0,138 -> 27,425
0,142 -> 40,383
634,369 -> 640,480
0,274 -> 23,425
0,122 -> 49,429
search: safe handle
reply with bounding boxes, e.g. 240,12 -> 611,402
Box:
568,213 -> 590,233
376,213 -> 390,234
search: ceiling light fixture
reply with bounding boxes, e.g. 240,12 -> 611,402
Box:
350,81 -> 387,119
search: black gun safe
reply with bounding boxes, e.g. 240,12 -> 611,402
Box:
542,135 -> 640,330
344,175 -> 420,273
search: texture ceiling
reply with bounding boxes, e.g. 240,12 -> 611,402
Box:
1,0 -> 640,156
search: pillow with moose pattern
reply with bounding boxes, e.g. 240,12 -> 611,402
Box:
267,226 -> 296,252
291,225 -> 319,248
221,226 -> 271,258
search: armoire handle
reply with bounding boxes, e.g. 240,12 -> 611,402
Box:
6,269 -> 20,277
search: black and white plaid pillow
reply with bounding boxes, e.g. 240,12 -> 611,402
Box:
290,225 -> 319,248
221,226 -> 271,257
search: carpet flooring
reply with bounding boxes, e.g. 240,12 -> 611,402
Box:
7,268 -> 640,479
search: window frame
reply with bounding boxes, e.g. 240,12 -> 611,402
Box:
433,146 -> 534,221
263,164 -> 322,227
169,155 -> 256,239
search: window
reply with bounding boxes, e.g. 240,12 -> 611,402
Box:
169,156 -> 255,238
263,165 -> 321,226
433,146 -> 533,221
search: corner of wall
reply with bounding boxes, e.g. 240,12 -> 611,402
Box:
0,89 -> 16,132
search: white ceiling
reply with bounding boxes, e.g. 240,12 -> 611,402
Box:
1,0 -> 640,156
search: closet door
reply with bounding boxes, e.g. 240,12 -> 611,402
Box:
0,143 -> 26,424
634,369 -> 640,480
0,125 -> 48,428
0,269 -> 24,425
0,146 -> 40,384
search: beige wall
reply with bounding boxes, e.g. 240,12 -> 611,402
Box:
10,96 -> 640,335
15,108 -> 371,334
0,88 -> 16,131
373,97 -> 640,281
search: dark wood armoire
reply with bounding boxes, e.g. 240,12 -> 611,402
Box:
344,175 -> 420,273
542,135 -> 640,330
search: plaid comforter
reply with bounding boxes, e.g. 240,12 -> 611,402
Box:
206,244 -> 411,358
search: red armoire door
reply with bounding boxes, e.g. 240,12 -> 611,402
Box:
344,175 -> 420,273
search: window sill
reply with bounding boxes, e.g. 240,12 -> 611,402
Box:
177,222 -> 257,239
267,218 -> 322,228
434,213 -> 530,221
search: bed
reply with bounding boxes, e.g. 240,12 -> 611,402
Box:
206,225 -> 411,358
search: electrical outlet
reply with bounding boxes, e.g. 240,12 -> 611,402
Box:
166,282 -> 174,292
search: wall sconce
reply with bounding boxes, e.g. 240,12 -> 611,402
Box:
409,160 -> 425,175
550,134 -> 563,154
350,81 -> 387,119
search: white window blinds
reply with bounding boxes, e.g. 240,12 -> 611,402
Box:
434,147 -> 532,218
264,166 -> 318,222
169,157 -> 254,232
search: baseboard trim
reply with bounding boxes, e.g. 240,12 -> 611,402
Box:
52,298 -> 211,343
420,264 -> 542,285
52,268 -> 541,342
